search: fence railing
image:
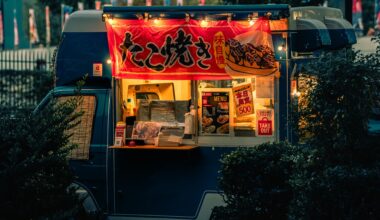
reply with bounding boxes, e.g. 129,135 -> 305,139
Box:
0,48 -> 56,115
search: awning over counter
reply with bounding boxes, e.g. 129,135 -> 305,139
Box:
290,6 -> 357,52
324,17 -> 356,49
292,18 -> 331,52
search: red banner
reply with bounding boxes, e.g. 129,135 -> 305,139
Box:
106,17 -> 276,80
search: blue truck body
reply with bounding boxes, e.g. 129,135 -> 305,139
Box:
40,5 -> 356,219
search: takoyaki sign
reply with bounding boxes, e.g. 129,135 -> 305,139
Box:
106,17 -> 276,80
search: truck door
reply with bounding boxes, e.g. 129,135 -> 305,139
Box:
37,88 -> 112,214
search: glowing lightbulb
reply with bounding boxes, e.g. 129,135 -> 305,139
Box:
278,44 -> 286,51
107,18 -> 114,25
249,20 -> 255,26
200,19 -> 208,27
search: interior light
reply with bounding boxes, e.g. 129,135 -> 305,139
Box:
249,19 -> 255,26
107,17 -> 114,25
277,44 -> 286,51
292,90 -> 301,97
200,19 -> 208,27
107,59 -> 112,64
227,14 -> 232,23
153,18 -> 160,24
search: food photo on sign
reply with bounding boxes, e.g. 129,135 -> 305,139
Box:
201,92 -> 230,135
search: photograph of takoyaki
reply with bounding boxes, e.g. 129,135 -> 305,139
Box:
203,108 -> 211,116
202,116 -> 213,127
204,125 -> 216,133
224,38 -> 275,70
216,114 -> 229,124
218,102 -> 229,111
217,123 -> 229,134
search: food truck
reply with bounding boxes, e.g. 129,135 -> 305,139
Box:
39,4 -> 356,219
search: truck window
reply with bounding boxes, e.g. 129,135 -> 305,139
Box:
57,95 -> 96,160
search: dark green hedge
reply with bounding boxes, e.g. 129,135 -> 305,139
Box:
211,142 -> 298,220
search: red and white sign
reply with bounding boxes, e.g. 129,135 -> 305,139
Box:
256,109 -> 273,136
45,6 -> 51,45
291,79 -> 297,95
233,83 -> 254,116
114,122 -> 126,146
95,1 -> 102,10
0,11 -> 3,45
105,17 -> 276,80
93,63 -> 103,77
29,8 -> 39,44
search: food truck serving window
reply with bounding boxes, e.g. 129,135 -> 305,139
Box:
106,12 -> 280,147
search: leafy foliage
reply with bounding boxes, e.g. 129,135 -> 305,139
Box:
0,94 -> 83,219
213,36 -> 380,220
295,46 -> 380,165
211,142 -> 298,220
289,35 -> 380,219
290,161 -> 380,220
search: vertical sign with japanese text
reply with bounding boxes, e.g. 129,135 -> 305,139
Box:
256,109 -> 273,136
233,83 -> 254,117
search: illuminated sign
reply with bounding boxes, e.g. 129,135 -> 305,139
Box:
106,17 -> 277,80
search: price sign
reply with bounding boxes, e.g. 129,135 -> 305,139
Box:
256,109 -> 273,136
232,84 -> 254,116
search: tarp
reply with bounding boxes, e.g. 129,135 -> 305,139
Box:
106,17 -> 277,80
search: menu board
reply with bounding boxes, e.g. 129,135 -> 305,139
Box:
201,92 -> 230,135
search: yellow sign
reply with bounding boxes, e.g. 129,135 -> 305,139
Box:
232,83 -> 254,116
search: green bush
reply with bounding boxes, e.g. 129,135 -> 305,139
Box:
295,48 -> 380,165
290,35 -> 380,220
211,142 -> 298,220
0,95 -> 83,219
290,163 -> 380,220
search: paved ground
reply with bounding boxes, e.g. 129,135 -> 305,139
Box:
353,36 -> 380,135
352,36 -> 379,54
